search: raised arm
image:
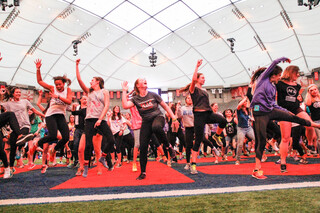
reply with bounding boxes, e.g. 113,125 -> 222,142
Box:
76,59 -> 89,94
121,81 -> 135,109
259,57 -> 291,82
237,97 -> 248,110
189,59 -> 203,94
35,59 -> 54,92
36,90 -> 46,112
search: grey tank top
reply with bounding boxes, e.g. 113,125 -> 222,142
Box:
85,89 -> 106,119
46,87 -> 68,117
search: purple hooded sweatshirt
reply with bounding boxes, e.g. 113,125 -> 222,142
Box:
250,57 -> 289,113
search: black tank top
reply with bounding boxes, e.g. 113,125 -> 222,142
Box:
276,81 -> 301,113
190,87 -> 212,112
225,117 -> 237,137
308,101 -> 320,121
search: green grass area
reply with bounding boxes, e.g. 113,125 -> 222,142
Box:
2,187 -> 320,212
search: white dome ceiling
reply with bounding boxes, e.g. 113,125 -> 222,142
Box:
1,0 -> 320,90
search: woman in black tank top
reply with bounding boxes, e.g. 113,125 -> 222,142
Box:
276,65 -> 316,172
180,59 -> 227,175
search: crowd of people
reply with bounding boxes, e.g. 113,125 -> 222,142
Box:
1,52 -> 320,180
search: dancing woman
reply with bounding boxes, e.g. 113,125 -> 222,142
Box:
1,87 -> 44,173
250,57 -> 320,179
32,59 -> 72,162
276,65 -> 316,172
76,59 -> 115,177
121,79 -> 177,180
305,84 -> 320,153
180,59 -> 227,174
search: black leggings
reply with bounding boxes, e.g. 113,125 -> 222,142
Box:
73,128 -> 83,164
38,114 -> 69,151
185,127 -> 194,163
193,111 -> 227,152
139,116 -> 172,173
253,108 -> 311,160
114,132 -> 123,154
122,133 -> 134,160
0,112 -> 22,168
291,125 -> 305,157
168,127 -> 185,153
84,118 -> 115,161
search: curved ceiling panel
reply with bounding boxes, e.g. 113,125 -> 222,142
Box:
1,0 -> 320,90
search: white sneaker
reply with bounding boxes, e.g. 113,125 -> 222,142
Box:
184,163 -> 190,170
272,142 -> 279,152
3,167 -> 11,179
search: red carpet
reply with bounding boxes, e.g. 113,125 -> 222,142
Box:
197,162 -> 320,176
51,161 -> 194,190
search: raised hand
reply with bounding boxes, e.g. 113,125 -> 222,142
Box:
0,52 -> 2,61
76,59 -> 80,65
121,81 -> 129,91
34,59 -> 42,70
196,59 -> 203,68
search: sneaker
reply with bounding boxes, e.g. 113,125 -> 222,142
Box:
214,159 -> 219,164
184,163 -> 190,170
222,155 -> 228,161
28,163 -> 36,170
212,147 -> 220,157
136,173 -> 146,180
172,157 -> 178,163
235,160 -> 240,165
16,134 -> 34,146
3,168 -> 11,179
275,159 -> 281,164
261,155 -> 267,162
83,165 -> 89,178
11,167 -> 16,174
155,157 -> 160,162
293,155 -> 300,161
167,160 -> 172,167
132,163 -> 138,172
280,164 -> 288,173
76,168 -> 84,176
252,169 -> 267,179
272,143 -> 279,152
212,133 -> 223,147
99,157 -> 108,168
41,165 -> 48,174
190,164 -> 198,174
299,158 -> 308,164
168,146 -> 177,159
108,165 -> 114,171
67,163 -> 75,169
115,163 -> 122,168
